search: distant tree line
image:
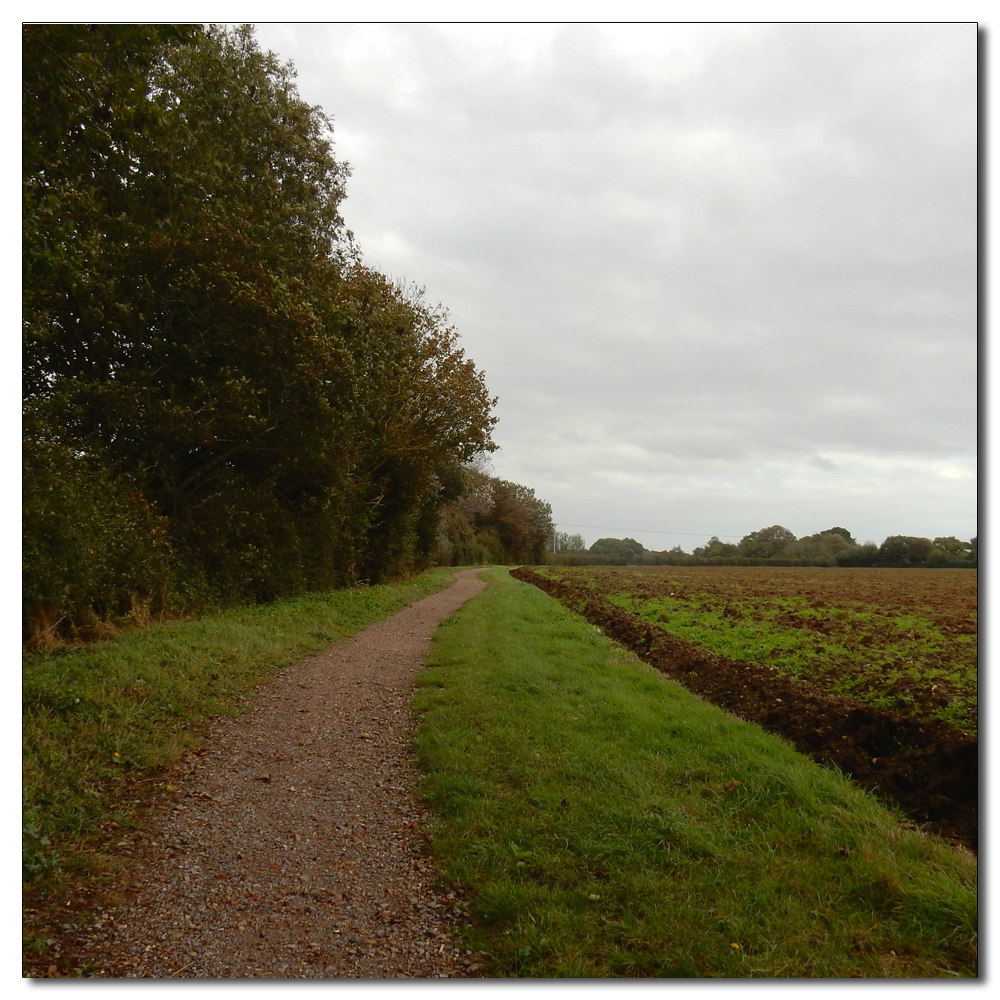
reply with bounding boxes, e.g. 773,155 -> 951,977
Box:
549,526 -> 977,569
22,24 -> 548,646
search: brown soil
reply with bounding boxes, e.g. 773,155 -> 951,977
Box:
28,569 -> 488,979
510,567 -> 977,853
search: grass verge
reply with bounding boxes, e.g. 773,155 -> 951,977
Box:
23,568 -> 455,898
413,568 -> 977,978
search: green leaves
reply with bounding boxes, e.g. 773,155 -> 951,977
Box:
23,24 -> 501,635
589,537 -> 645,561
22,431 -> 174,645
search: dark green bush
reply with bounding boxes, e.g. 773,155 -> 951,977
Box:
22,436 -> 173,645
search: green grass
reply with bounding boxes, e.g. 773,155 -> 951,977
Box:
413,568 -> 977,978
23,568 -> 455,890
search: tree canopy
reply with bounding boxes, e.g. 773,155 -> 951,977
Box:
589,537 -> 646,560
23,24 -> 509,643
554,531 -> 586,552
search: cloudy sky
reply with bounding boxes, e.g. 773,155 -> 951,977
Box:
252,21 -> 977,551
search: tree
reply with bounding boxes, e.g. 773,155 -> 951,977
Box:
738,525 -> 796,559
822,526 -> 856,546
554,531 -> 585,551
589,537 -> 645,560
836,542 -> 879,567
330,268 -> 497,580
787,531 -> 853,563
933,536 -> 970,556
694,536 -> 737,558
878,536 -> 934,567
23,23 -> 501,632
23,24 -> 202,401
485,481 -> 553,564
25,24 -> 358,599
435,469 -> 554,566
23,430 -> 173,645
435,466 -> 498,566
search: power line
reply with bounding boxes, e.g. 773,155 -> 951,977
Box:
556,522 -> 744,540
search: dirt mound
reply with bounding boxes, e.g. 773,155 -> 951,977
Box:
511,567 -> 977,852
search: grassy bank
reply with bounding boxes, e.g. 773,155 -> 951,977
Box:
23,568 -> 455,893
413,568 -> 977,978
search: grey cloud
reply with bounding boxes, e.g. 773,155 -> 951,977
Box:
253,22 -> 977,544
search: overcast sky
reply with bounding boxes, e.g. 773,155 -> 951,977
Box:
252,21 -> 977,550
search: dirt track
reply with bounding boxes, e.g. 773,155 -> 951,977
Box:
44,569 -> 487,979
510,566 -> 977,853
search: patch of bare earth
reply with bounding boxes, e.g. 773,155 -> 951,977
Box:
63,569 -> 487,979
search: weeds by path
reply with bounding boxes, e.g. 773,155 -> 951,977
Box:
412,568 -> 977,978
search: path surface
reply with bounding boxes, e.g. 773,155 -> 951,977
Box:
78,569 -> 488,978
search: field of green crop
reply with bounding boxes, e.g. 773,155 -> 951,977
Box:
537,566 -> 977,736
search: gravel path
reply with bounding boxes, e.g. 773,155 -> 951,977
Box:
77,569 -> 488,979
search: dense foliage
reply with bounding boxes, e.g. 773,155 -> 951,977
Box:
23,24 -> 526,644
435,468 -> 553,567
589,536 -> 645,560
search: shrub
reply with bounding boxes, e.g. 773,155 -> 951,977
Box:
22,436 -> 173,647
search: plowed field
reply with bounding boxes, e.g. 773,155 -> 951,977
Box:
510,566 -> 978,852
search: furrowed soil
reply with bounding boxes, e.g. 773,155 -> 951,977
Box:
510,566 -> 977,852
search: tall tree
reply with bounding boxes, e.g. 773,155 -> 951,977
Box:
23,24 -> 499,635
589,537 -> 645,560
331,268 -> 497,580
933,536 -> 970,556
787,531 -> 854,563
694,536 -> 737,558
878,536 -> 934,567
554,531 -> 586,552
822,526 -> 856,546
738,525 -> 796,559
486,480 -> 553,564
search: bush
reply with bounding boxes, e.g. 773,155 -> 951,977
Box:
22,437 -> 173,647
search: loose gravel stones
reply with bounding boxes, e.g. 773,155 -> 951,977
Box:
76,569 -> 487,978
